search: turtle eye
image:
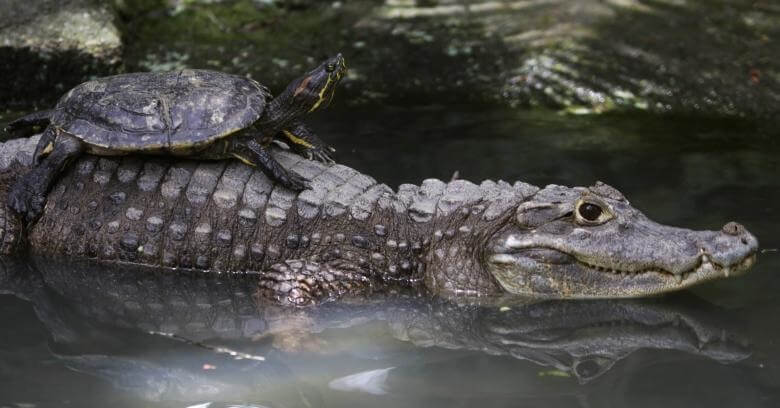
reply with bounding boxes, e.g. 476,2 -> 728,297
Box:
574,199 -> 613,225
326,63 -> 335,73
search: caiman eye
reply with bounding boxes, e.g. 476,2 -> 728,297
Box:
326,63 -> 335,73
578,203 -> 602,221
574,198 -> 613,225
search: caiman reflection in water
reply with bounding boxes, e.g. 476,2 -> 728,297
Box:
0,257 -> 753,407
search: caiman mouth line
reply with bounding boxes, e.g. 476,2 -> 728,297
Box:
492,248 -> 757,284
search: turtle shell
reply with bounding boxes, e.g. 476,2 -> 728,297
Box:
50,70 -> 270,152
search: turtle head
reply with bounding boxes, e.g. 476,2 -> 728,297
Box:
286,54 -> 347,113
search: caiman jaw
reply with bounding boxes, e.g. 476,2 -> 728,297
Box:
484,183 -> 760,298
572,249 -> 757,284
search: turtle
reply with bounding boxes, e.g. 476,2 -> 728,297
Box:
6,54 -> 347,222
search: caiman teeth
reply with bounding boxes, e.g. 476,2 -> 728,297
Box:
577,259 -> 674,278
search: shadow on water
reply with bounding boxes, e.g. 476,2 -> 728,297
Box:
0,255 -> 769,407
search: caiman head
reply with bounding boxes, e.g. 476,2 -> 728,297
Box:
483,182 -> 758,298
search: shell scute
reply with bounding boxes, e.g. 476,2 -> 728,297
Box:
52,70 -> 269,152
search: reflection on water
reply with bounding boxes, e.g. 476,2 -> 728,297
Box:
0,256 -> 759,407
1,107 -> 779,407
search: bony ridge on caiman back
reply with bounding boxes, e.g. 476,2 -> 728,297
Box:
5,53 -> 348,222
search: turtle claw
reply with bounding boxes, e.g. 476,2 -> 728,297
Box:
8,180 -> 46,223
281,171 -> 309,191
313,151 -> 336,165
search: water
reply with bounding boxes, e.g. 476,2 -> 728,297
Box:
1,106 -> 778,407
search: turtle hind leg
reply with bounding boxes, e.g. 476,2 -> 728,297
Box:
4,109 -> 53,136
8,131 -> 84,223
280,121 -> 336,164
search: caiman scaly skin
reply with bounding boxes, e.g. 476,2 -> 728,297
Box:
0,135 -> 759,304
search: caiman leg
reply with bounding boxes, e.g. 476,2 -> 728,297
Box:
4,109 -> 53,136
280,121 -> 336,164
258,260 -> 371,306
8,128 -> 84,222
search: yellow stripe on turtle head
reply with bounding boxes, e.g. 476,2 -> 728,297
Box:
309,75 -> 334,113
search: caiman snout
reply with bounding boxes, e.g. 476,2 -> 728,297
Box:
696,222 -> 758,278
722,221 -> 749,237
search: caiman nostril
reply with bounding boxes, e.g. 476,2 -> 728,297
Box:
721,221 -> 746,236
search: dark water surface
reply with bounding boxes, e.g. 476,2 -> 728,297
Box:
1,106 -> 778,407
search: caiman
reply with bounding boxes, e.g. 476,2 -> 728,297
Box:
0,135 -> 759,304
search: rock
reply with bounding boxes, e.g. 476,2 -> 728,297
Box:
0,0 -> 122,108
115,0 -> 778,120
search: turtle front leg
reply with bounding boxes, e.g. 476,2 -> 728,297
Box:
231,138 -> 308,191
280,121 -> 336,164
8,129 -> 84,223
